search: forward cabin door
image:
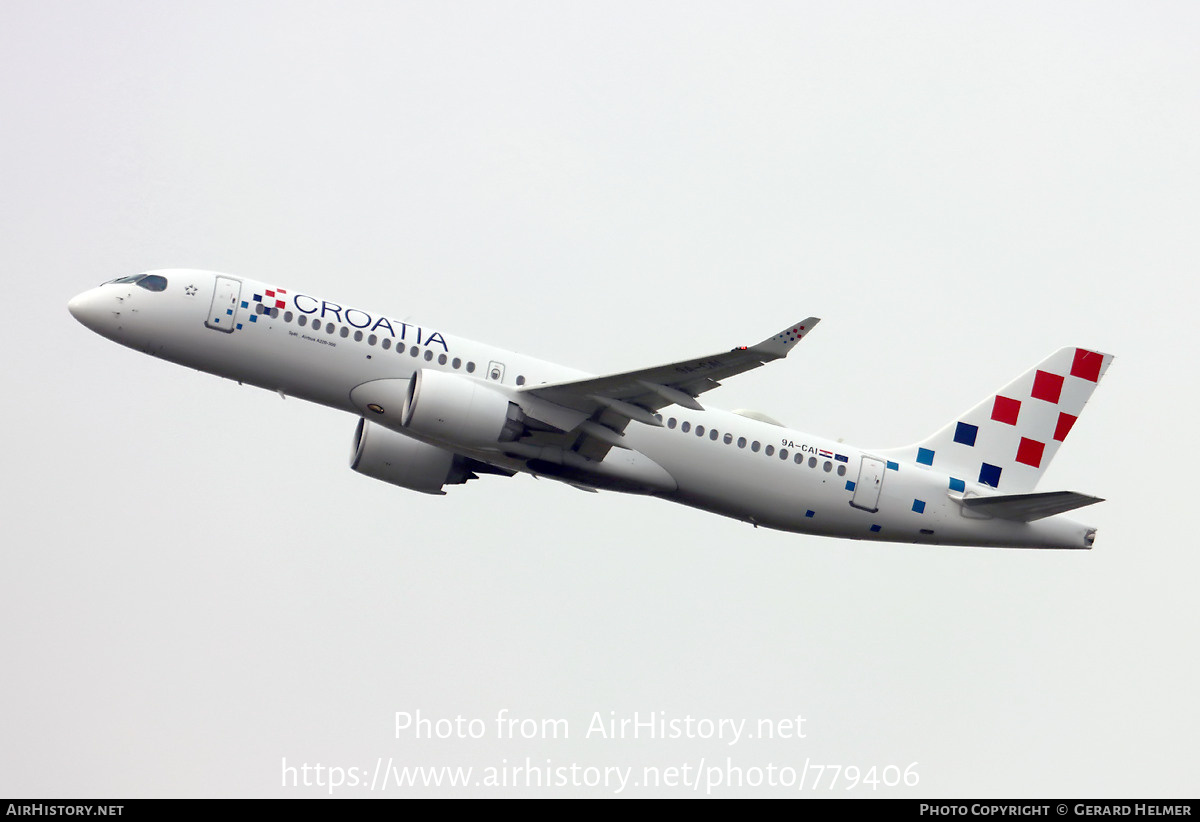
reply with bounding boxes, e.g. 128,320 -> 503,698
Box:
206,276 -> 242,333
850,456 -> 886,512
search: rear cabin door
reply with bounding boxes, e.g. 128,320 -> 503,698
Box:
850,456 -> 886,513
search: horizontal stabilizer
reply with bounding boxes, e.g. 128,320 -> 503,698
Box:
959,491 -> 1103,522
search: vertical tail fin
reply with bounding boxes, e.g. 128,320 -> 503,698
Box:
885,347 -> 1113,493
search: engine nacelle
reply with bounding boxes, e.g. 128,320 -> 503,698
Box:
350,418 -> 472,495
401,368 -> 524,445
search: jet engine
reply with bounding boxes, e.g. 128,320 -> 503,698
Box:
350,418 -> 473,495
400,369 -> 525,445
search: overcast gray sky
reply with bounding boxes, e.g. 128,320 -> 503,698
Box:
2,0 -> 1197,797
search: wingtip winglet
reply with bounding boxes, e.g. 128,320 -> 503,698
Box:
750,317 -> 821,358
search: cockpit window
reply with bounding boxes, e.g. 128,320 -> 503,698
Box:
103,274 -> 168,291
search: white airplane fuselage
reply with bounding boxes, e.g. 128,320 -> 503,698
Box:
69,270 -> 1104,550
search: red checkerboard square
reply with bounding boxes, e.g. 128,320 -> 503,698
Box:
1071,348 -> 1103,382
991,395 -> 1021,426
1031,370 -> 1064,403
1054,412 -> 1077,442
1015,437 -> 1045,468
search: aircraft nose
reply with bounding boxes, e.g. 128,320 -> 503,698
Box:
68,288 -> 108,333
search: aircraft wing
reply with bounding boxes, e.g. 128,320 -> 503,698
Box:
523,317 -> 820,416
517,318 -> 819,461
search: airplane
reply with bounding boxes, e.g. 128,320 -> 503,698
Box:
68,270 -> 1113,550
